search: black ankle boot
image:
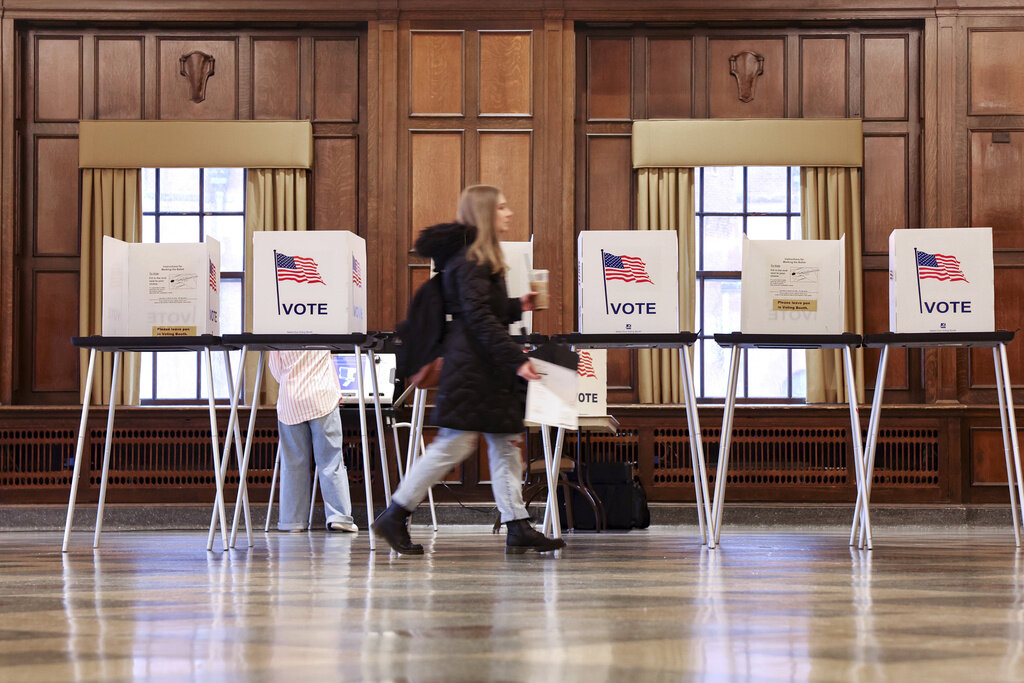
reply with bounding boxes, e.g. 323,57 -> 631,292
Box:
505,518 -> 566,554
371,503 -> 424,555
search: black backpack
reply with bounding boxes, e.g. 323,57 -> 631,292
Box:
395,274 -> 447,388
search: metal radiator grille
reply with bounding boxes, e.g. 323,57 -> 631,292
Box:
0,429 -> 76,488
871,428 -> 940,487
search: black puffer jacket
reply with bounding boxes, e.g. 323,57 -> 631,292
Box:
414,222 -> 527,434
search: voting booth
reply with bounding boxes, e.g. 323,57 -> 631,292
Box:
252,230 -> 367,334
576,349 -> 607,417
888,228 -> 994,333
740,236 -> 846,334
501,241 -> 533,335
577,231 -> 679,334
102,236 -> 221,337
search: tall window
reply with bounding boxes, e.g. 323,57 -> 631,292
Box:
694,166 -> 806,401
139,168 -> 246,403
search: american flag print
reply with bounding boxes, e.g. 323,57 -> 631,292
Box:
352,256 -> 363,287
603,252 -> 654,284
208,260 -> 217,292
577,351 -> 597,378
276,253 -> 326,284
917,250 -> 969,283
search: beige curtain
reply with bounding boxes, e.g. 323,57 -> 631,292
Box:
79,169 -> 143,405
636,168 -> 696,403
801,167 -> 865,404
244,168 -> 309,403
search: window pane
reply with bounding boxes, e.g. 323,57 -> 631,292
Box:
204,168 -> 245,213
702,167 -> 743,213
702,216 -> 742,271
791,350 -> 807,399
142,168 -> 156,213
747,167 -> 788,213
746,348 -> 789,398
160,215 -> 200,243
747,216 -> 788,241
694,169 -> 702,207
142,215 -> 156,243
790,167 -> 801,209
201,349 -> 234,400
694,281 -> 703,333
155,352 -> 198,399
693,340 -> 703,396
159,168 -> 200,212
790,215 -> 802,241
139,352 -> 154,401
703,279 -> 741,335
220,278 -> 243,335
204,216 -> 244,271
703,342 -> 744,398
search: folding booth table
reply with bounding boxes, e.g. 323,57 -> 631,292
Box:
856,331 -> 1023,549
711,333 -> 864,547
550,333 -> 711,544
63,335 -> 236,552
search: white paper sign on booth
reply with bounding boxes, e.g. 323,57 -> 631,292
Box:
888,228 -> 994,333
102,236 -> 220,337
253,231 -> 367,334
578,230 -> 679,333
740,236 -> 846,334
576,349 -> 607,417
500,241 -> 533,335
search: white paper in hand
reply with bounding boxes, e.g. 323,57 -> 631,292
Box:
525,358 -> 579,430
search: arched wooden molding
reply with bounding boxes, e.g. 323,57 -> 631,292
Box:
179,51 -> 216,103
729,51 -> 764,103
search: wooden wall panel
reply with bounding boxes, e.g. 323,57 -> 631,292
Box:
971,428 -> 1020,485
970,130 -> 1024,250
479,31 -> 531,116
646,38 -> 691,119
34,137 -> 79,257
969,30 -> 1024,116
35,37 -> 81,121
863,135 -> 907,254
587,37 -> 631,121
862,36 -> 907,120
96,38 -> 144,119
585,135 -> 631,231
862,269 -> 908,391
410,31 -> 463,116
313,136 -> 358,232
158,39 -> 237,119
32,271 -> 79,392
479,131 -> 531,242
970,267 -> 1024,389
410,132 -> 463,239
253,38 -> 299,120
800,37 -> 846,117
708,38 -> 785,118
314,38 -> 359,122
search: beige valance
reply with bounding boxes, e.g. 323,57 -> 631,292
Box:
632,119 -> 863,168
79,120 -> 313,169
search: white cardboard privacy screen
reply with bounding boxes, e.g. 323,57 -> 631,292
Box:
102,236 -> 220,337
740,236 -> 846,334
500,241 -> 533,335
253,230 -> 367,334
576,348 -> 607,417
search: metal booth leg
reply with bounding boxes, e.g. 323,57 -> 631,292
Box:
711,346 -> 742,546
202,347 -> 229,552
368,350 -> 393,506
540,425 -> 564,540
62,348 -> 97,553
993,346 -> 1022,546
354,346 -> 376,550
680,346 -> 713,546
264,445 -> 281,533
221,347 -> 252,546
854,345 -> 888,550
229,351 -> 266,548
998,343 -> 1024,544
841,345 -> 869,551
93,351 -> 123,548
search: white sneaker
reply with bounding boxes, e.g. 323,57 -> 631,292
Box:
328,521 -> 358,533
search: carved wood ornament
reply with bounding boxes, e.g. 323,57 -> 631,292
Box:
729,50 -> 764,103
179,51 -> 215,103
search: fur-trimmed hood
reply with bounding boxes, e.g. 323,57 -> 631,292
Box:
413,222 -> 477,270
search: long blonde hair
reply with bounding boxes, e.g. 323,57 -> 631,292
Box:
457,185 -> 507,274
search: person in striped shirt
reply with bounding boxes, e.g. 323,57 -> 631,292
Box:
268,350 -> 357,533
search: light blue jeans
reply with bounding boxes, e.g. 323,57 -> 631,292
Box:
392,428 -> 529,523
277,408 -> 355,531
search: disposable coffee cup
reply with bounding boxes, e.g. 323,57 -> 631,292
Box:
529,269 -> 549,310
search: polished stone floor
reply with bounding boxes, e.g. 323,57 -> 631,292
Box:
2,526 -> 1023,682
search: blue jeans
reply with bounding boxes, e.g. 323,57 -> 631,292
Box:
277,409 -> 355,531
392,429 -> 529,523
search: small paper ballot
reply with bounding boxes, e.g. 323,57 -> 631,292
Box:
525,343 -> 580,430
252,230 -> 367,334
500,241 -> 532,335
740,236 -> 846,334
888,228 -> 994,333
576,349 -> 607,417
102,236 -> 220,337
578,230 -> 679,334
